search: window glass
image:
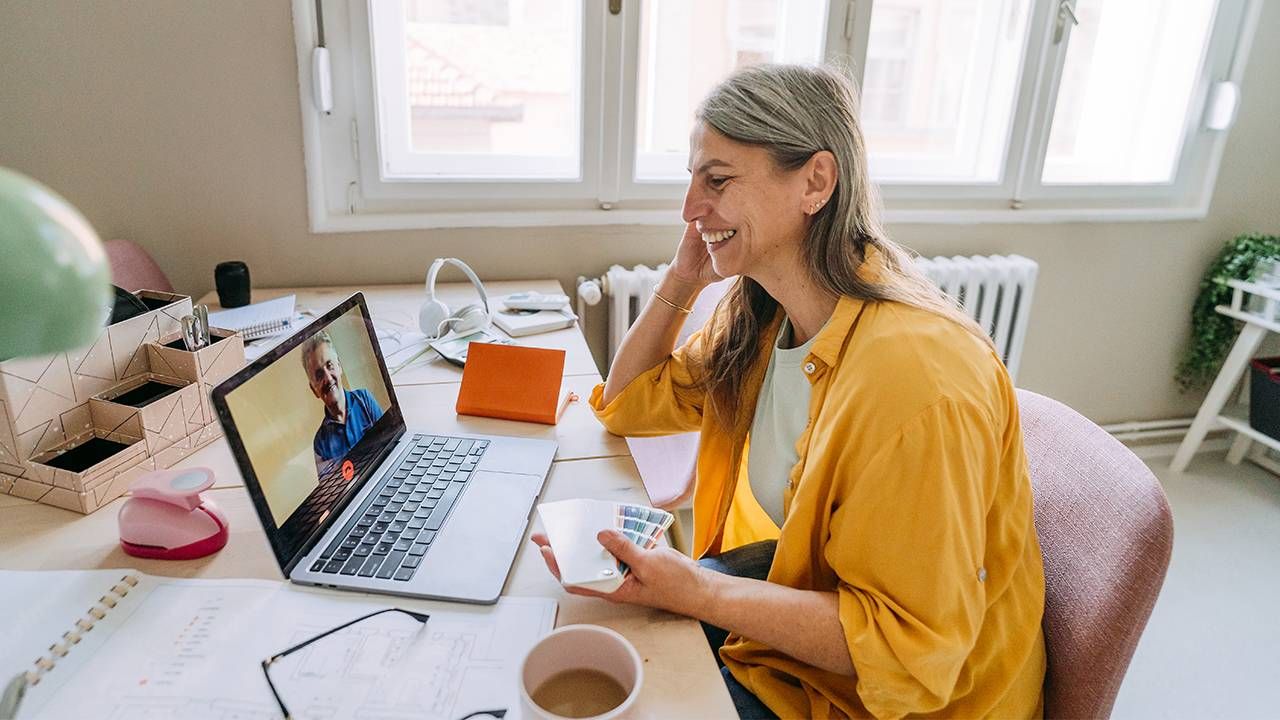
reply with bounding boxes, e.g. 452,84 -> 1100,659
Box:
1041,0 -> 1218,184
371,0 -> 583,179
634,0 -> 827,182
861,0 -> 1032,183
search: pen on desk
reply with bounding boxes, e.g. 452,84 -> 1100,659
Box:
555,391 -> 579,424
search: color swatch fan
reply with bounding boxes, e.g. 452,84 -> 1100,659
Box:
536,499 -> 674,592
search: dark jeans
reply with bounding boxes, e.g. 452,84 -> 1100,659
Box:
699,540 -> 779,720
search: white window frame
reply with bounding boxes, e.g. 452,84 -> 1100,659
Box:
291,0 -> 1262,231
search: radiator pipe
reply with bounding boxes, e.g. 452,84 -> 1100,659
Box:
1100,418 -> 1195,442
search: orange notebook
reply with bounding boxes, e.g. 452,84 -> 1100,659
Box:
456,342 -> 567,424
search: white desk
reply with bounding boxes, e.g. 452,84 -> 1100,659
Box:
0,282 -> 733,719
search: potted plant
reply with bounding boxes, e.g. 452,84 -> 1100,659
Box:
1178,233 -> 1280,390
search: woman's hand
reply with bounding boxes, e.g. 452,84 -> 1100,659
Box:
531,530 -> 718,617
666,222 -> 723,289
599,222 -> 715,405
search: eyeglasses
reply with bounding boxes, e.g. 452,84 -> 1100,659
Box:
260,607 -> 507,720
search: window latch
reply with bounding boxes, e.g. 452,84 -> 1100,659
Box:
609,0 -> 621,15
1053,0 -> 1080,45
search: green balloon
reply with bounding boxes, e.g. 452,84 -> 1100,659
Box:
0,168 -> 112,360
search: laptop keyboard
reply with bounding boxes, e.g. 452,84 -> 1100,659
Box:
308,434 -> 489,582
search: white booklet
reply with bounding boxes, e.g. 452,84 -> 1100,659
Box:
1,570 -> 556,720
492,295 -> 578,338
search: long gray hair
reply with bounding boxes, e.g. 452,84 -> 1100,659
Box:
694,63 -> 991,430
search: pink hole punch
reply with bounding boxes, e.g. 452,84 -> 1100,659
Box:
118,467 -> 228,560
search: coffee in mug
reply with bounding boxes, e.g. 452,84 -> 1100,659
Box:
530,668 -> 631,718
520,624 -> 642,720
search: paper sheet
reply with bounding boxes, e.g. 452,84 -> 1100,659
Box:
16,574 -> 555,720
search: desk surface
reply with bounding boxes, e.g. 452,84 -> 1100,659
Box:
0,282 -> 733,718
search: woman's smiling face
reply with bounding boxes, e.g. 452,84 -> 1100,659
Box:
681,122 -> 812,282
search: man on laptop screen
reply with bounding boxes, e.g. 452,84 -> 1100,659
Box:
301,330 -> 385,474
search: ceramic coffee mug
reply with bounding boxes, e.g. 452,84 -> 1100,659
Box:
519,624 -> 643,720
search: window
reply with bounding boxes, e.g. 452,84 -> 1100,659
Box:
292,0 -> 1260,229
1041,0 -> 1218,184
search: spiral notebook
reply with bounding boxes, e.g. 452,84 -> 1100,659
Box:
206,294 -> 297,340
0,569 -> 556,719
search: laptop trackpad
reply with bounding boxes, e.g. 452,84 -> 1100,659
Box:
415,470 -> 540,603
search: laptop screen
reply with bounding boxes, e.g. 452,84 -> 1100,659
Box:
213,295 -> 402,572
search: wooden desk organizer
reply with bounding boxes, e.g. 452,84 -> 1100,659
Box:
0,291 -> 245,514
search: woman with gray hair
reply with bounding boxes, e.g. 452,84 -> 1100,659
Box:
534,64 -> 1045,719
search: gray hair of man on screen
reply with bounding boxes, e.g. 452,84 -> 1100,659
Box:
299,330 -> 338,373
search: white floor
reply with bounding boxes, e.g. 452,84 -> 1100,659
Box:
1111,448 -> 1280,718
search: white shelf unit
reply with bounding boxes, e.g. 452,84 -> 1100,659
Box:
1172,279 -> 1280,472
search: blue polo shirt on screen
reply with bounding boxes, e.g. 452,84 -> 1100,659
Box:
313,388 -> 384,461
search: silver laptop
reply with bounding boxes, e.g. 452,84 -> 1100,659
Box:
210,292 -> 555,604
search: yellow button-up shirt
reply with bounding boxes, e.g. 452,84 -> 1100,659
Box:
591,294 -> 1046,719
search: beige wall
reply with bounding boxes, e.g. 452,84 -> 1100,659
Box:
2,2 -> 1278,424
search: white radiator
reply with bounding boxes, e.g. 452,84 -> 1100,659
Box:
576,263 -> 671,369
577,253 -> 1038,382
914,254 -> 1038,381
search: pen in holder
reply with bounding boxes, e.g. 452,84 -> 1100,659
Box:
181,306 -> 211,351
181,316 -> 200,351
196,304 -> 209,343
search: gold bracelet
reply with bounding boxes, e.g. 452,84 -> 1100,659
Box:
651,288 -> 693,314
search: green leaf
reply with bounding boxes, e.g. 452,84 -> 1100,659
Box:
1177,233 -> 1280,391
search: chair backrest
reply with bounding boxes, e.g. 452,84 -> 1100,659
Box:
104,238 -> 174,293
1018,389 -> 1174,719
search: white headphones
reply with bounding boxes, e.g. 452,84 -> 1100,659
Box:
418,257 -> 491,340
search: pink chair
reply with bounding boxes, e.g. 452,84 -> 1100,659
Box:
104,238 -> 174,293
1018,389 -> 1173,719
